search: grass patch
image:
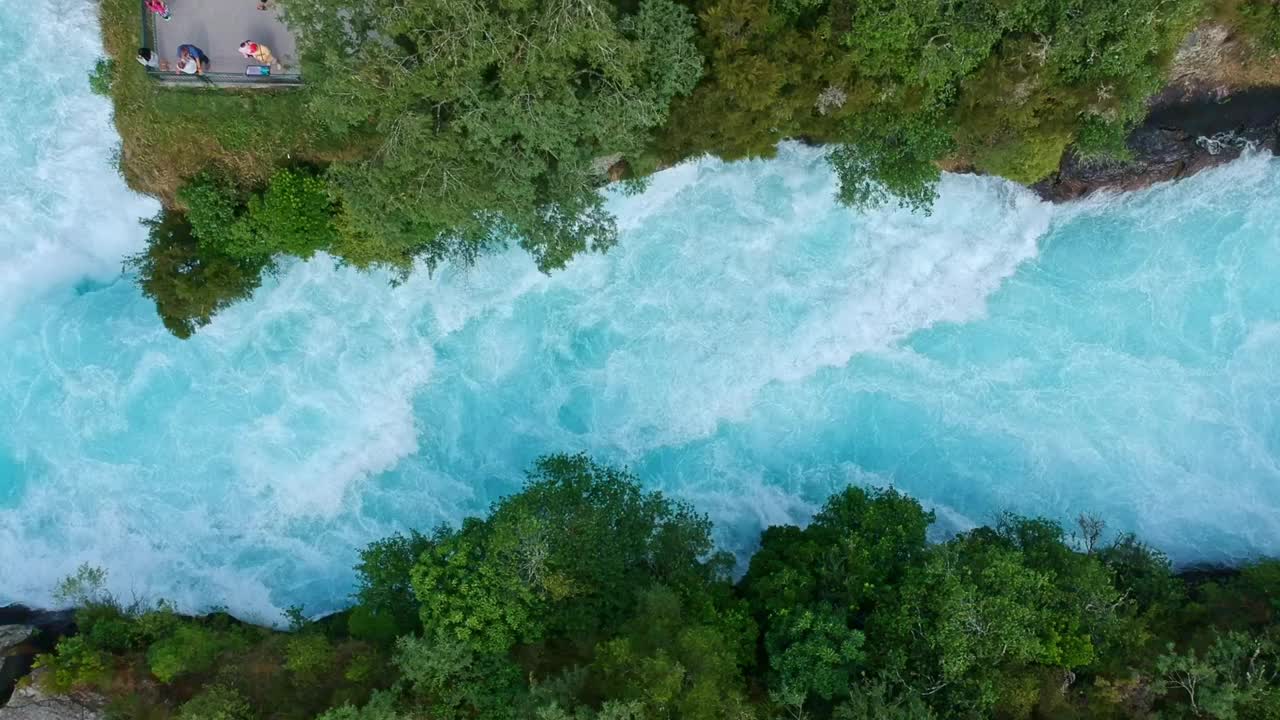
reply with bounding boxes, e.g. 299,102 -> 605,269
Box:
97,0 -> 362,206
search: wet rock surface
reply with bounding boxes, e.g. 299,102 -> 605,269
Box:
0,671 -> 104,720
0,608 -> 74,709
1034,80 -> 1280,202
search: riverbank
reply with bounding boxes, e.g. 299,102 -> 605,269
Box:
0,563 -> 1257,711
1034,85 -> 1280,201
2,456 -> 1279,720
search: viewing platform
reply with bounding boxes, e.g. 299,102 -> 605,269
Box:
140,0 -> 302,87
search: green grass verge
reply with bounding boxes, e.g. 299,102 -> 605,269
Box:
98,0 -> 360,206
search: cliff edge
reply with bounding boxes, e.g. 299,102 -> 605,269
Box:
1034,22 -> 1280,201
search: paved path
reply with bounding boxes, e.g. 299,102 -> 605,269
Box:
152,0 -> 298,78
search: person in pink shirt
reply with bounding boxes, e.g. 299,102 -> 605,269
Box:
144,0 -> 171,21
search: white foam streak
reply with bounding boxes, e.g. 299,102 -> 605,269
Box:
0,0 -> 157,321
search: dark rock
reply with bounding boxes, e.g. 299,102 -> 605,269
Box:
0,609 -> 73,642
0,628 -> 34,657
0,608 -> 75,708
0,670 -> 104,720
1034,87 -> 1280,202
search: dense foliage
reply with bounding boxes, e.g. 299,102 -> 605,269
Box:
125,167 -> 339,336
106,0 -> 1267,337
29,454 -> 1280,719
276,0 -> 703,275
660,0 -> 1203,203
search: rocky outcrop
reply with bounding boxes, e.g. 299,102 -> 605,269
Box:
0,671 -> 104,720
0,608 -> 75,709
1034,87 -> 1280,202
1033,21 -> 1280,202
0,625 -> 38,707
0,628 -> 34,657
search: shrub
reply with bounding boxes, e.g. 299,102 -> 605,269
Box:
351,531 -> 431,643
177,685 -> 254,720
77,604 -> 137,653
229,169 -> 338,260
1233,0 -> 1280,52
34,636 -> 109,693
178,173 -> 245,253
89,58 -> 115,96
54,563 -> 113,607
132,602 -> 183,645
284,633 -> 336,683
347,605 -> 398,647
343,649 -> 382,685
148,624 -> 248,683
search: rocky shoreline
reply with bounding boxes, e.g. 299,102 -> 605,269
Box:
1033,86 -> 1280,202
0,605 -> 79,716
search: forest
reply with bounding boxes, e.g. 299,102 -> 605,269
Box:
24,454 -> 1280,719
90,0 -> 1280,336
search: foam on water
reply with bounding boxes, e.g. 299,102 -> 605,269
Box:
3,2 -> 1280,622
0,0 -> 157,321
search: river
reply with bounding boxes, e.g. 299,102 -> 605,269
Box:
2,0 -> 1278,622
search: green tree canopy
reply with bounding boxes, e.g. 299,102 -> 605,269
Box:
279,0 -> 702,274
409,454 -> 730,654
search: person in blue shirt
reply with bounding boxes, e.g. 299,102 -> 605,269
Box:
175,44 -> 209,75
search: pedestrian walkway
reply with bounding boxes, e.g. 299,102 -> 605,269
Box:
146,0 -> 301,86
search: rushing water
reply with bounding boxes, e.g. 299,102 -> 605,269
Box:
3,1 -> 1280,622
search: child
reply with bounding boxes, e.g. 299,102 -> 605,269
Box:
144,0 -> 171,21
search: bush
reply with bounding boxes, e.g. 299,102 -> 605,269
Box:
148,624 -> 248,683
1233,0 -> 1280,52
284,633 -> 336,683
34,636 -> 109,693
343,649 -> 382,684
177,685 -> 253,720
178,173 -> 244,253
229,169 -> 337,260
54,563 -> 113,607
77,604 -> 137,653
351,531 -> 431,643
89,58 -> 115,96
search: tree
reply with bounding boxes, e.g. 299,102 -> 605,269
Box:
1157,631 -> 1280,719
743,486 -> 928,713
350,531 -> 432,643
743,486 -> 933,621
587,586 -> 754,720
127,211 -> 266,339
833,681 -> 938,720
410,454 -> 726,653
868,529 -> 1103,715
765,605 -> 865,706
394,633 -> 525,720
659,0 -> 1203,209
278,0 -> 702,274
226,168 -> 338,261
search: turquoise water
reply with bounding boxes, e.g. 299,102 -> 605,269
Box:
3,2 -> 1280,622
